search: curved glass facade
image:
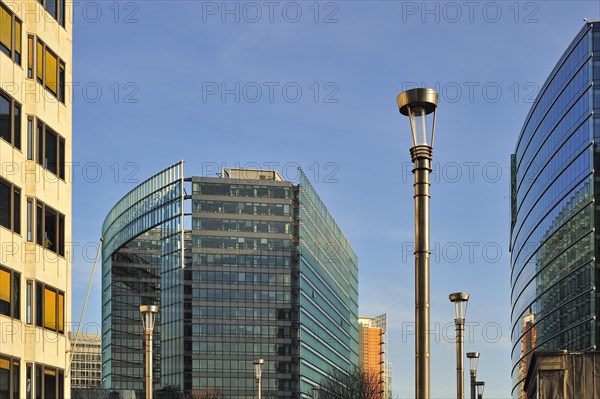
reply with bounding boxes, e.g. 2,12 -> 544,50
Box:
510,22 -> 600,398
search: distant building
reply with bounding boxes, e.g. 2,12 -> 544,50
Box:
102,163 -> 359,398
70,332 -> 102,390
358,314 -> 391,399
509,20 -> 600,398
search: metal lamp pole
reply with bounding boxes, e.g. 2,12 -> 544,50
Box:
253,358 -> 264,399
449,293 -> 469,399
467,352 -> 480,399
397,87 -> 439,399
140,305 -> 159,399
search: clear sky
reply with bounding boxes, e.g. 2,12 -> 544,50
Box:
70,1 -> 600,398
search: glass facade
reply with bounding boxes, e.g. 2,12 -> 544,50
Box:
102,166 -> 359,398
510,22 -> 600,398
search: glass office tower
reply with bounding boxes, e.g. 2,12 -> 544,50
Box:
510,21 -> 600,398
102,165 -> 359,398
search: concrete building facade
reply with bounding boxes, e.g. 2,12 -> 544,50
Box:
0,0 -> 72,397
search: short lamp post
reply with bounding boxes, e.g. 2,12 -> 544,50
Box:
253,358 -> 264,399
312,385 -> 320,399
396,87 -> 439,399
466,352 -> 480,399
449,292 -> 469,399
476,381 -> 485,399
140,305 -> 159,399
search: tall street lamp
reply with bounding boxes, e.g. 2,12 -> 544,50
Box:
466,352 -> 480,399
449,292 -> 469,399
140,305 -> 159,399
397,87 -> 439,399
475,381 -> 485,399
253,358 -> 264,399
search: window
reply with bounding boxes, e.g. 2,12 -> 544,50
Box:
0,90 -> 21,149
29,199 -> 65,255
26,280 -> 32,324
26,117 -> 33,160
35,282 -> 64,333
26,363 -> 31,399
0,3 -> 21,64
0,177 -> 21,234
0,266 -> 20,320
38,0 -> 65,27
27,35 -> 33,78
31,37 -> 66,103
35,119 -> 66,179
0,355 -> 20,399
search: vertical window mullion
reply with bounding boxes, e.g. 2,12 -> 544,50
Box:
26,116 -> 33,160
26,280 -> 32,324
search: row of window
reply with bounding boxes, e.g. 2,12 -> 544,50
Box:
191,357 -> 293,373
193,271 -> 292,286
192,342 -> 295,360
192,288 -> 292,304
191,324 -> 292,338
190,378 -> 291,393
29,35 -> 66,102
193,183 -> 293,199
192,307 -> 291,321
192,236 -> 292,251
0,266 -> 65,333
0,89 -> 67,180
0,357 -> 64,399
0,2 -> 21,63
37,0 -> 66,27
191,254 -> 292,269
194,200 -> 292,216
193,218 -> 291,234
0,183 -> 66,256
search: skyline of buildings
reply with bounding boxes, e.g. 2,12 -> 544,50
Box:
509,20 -> 600,398
0,0 -> 72,397
101,164 -> 359,398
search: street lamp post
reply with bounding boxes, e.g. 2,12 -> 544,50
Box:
140,305 -> 159,399
449,293 -> 469,399
253,358 -> 264,399
466,352 -> 480,399
396,87 -> 439,399
475,381 -> 485,399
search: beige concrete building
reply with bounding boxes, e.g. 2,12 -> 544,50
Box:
0,0 -> 72,397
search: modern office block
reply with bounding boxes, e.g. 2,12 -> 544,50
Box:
510,21 -> 600,398
358,314 -> 391,399
69,332 -> 102,390
0,0 -> 72,397
102,164 -> 359,398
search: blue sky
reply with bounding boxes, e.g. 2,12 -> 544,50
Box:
71,1 -> 600,398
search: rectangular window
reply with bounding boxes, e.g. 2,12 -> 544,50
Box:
34,364 -> 41,399
35,202 -> 42,245
58,214 -> 64,256
27,35 -> 33,79
26,363 -> 31,399
44,206 -> 56,252
58,62 -> 65,103
26,198 -> 32,241
0,355 -> 20,399
0,90 -> 21,149
45,49 -> 57,95
26,117 -> 33,160
36,121 -> 43,165
44,288 -> 55,330
35,120 -> 66,179
38,0 -> 65,27
0,266 -> 20,320
26,280 -> 32,324
36,40 -> 43,84
0,177 -> 21,233
0,3 -> 20,64
35,283 -> 42,327
58,138 -> 65,179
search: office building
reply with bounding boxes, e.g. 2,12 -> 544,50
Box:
69,332 -> 102,390
101,163 -> 359,398
509,21 -> 600,398
0,0 -> 72,397
358,314 -> 391,399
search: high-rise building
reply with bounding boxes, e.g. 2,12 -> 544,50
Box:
101,163 -> 359,399
0,0 -> 72,397
509,21 -> 600,398
358,314 -> 391,399
69,332 -> 102,390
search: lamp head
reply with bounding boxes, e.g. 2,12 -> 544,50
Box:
253,358 -> 264,380
139,305 -> 159,334
466,352 -> 480,373
449,292 -> 470,320
476,381 -> 485,399
396,88 -> 438,147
